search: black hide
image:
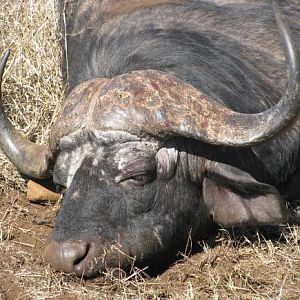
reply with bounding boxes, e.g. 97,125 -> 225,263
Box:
45,0 -> 300,277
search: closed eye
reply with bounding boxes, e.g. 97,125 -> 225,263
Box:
118,171 -> 156,186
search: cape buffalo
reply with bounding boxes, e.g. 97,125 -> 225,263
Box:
0,0 -> 300,278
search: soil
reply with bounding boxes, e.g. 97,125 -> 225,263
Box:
0,190 -> 56,300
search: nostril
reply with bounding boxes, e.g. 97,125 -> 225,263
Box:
44,241 -> 90,274
73,243 -> 90,265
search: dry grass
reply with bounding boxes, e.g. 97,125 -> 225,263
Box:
0,1 -> 300,300
0,0 -> 63,191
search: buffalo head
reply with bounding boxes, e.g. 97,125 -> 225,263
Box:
0,5 -> 299,277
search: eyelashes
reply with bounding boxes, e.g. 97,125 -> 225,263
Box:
117,170 -> 157,187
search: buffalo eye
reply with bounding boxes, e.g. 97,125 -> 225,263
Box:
129,174 -> 152,186
118,171 -> 156,187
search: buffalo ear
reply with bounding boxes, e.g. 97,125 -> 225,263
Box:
202,163 -> 288,227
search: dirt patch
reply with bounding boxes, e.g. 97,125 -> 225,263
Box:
0,189 -> 56,299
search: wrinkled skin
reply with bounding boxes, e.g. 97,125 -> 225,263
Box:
47,130 -> 211,276
21,0 -> 300,277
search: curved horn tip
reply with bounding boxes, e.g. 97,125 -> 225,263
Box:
272,0 -> 299,81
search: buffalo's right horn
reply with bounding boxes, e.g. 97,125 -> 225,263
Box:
0,50 -> 53,179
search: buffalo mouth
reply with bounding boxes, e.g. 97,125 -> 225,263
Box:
44,240 -> 134,278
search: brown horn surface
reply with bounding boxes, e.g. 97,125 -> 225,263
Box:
0,50 -> 53,179
51,2 -> 299,148
86,1 -> 299,147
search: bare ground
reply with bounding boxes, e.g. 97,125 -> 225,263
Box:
0,1 -> 300,299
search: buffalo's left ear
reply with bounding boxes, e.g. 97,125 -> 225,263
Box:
202,162 -> 288,227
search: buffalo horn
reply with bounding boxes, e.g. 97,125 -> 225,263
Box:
170,2 -> 300,146
94,2 -> 300,147
0,50 -> 53,178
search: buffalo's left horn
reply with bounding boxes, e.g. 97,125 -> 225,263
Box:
0,50 -> 53,179
159,2 -> 300,147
